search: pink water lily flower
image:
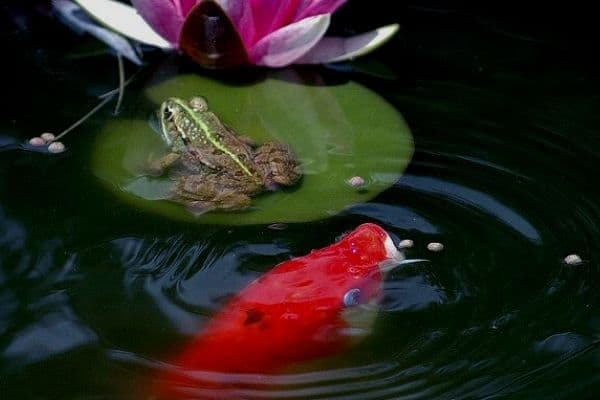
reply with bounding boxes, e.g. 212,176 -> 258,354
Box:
70,0 -> 399,68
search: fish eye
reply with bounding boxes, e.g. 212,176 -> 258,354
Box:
342,288 -> 361,307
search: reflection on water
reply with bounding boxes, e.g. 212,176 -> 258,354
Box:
1,1 -> 600,399
400,175 -> 541,243
0,208 -> 94,367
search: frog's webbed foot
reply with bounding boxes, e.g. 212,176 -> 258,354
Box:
254,142 -> 302,189
147,152 -> 181,176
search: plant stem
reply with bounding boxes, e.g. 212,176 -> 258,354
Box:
113,54 -> 125,115
52,95 -> 114,142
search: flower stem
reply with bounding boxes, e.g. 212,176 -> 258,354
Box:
53,60 -> 143,142
113,54 -> 125,115
52,95 -> 114,142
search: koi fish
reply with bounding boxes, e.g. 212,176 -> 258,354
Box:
155,223 -> 408,398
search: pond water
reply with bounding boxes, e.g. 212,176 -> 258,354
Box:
1,2 -> 599,399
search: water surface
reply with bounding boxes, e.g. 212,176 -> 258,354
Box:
1,2 -> 599,399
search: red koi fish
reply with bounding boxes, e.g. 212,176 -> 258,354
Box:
155,223 -> 407,398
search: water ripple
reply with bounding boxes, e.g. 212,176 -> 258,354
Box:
1,208 -> 95,370
399,175 -> 541,244
3,12 -> 600,398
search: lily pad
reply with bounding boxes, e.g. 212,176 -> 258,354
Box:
91,71 -> 413,225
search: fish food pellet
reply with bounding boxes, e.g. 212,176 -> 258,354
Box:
347,176 -> 366,188
29,137 -> 45,146
427,242 -> 444,252
41,132 -> 56,142
398,239 -> 414,249
564,254 -> 582,265
48,141 -> 66,153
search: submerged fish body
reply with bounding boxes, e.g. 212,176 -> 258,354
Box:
155,223 -> 404,397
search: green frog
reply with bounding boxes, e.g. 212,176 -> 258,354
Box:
149,96 -> 302,213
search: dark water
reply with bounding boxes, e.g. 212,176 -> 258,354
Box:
1,2 -> 599,399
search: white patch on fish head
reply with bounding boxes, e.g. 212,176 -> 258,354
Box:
378,232 -> 405,273
339,231 -> 425,341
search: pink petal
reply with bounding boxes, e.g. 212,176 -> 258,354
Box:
249,13 -> 330,67
228,0 -> 346,46
179,0 -> 200,16
215,0 -> 347,51
296,24 -> 400,64
214,0 -> 256,49
295,0 -> 347,20
248,0 -> 304,44
131,0 -> 190,45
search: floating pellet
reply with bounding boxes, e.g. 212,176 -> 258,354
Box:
48,141 -> 66,153
29,137 -> 45,146
427,242 -> 444,252
347,176 -> 366,188
41,132 -> 56,142
398,239 -> 414,249
564,254 -> 582,265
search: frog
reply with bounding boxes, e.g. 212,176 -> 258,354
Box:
148,96 -> 302,213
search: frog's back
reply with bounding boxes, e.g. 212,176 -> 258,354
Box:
191,110 -> 260,178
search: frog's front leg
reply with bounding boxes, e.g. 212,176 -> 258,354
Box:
147,152 -> 181,176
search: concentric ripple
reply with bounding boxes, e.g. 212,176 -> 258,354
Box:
2,3 -> 600,399
4,75 -> 600,399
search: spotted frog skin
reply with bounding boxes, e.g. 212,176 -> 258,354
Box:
150,97 -> 301,213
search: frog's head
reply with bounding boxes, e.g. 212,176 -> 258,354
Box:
158,98 -> 188,152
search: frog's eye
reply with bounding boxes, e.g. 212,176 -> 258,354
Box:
342,288 -> 361,307
190,96 -> 208,112
163,107 -> 173,121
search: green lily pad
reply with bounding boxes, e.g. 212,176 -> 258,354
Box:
91,71 -> 413,225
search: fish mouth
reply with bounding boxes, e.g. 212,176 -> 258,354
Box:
380,233 -> 428,272
379,234 -> 405,272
